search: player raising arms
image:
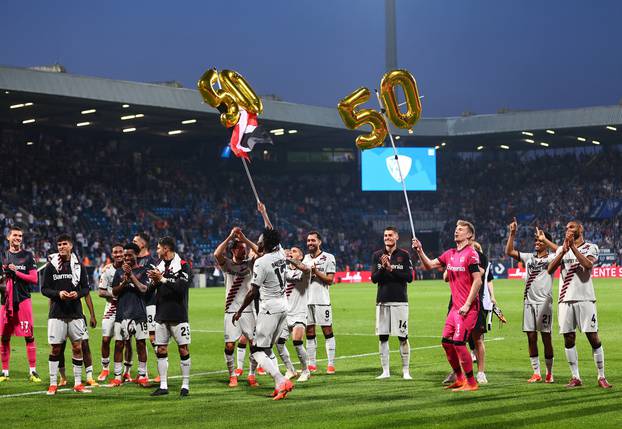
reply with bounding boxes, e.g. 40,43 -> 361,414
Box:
412,220 -> 482,392
41,234 -> 91,395
0,226 -> 40,383
233,228 -> 294,400
108,243 -> 150,387
148,236 -> 193,397
214,226 -> 261,388
275,246 -> 312,382
506,219 -> 557,383
303,231 -> 337,374
547,220 -> 612,389
371,227 -> 413,380
96,243 -> 124,381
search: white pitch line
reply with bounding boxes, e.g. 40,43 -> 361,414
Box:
190,329 -> 440,338
0,337 -> 504,399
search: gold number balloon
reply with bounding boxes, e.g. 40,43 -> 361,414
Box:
337,87 -> 388,150
198,69 -> 240,128
220,69 -> 263,115
380,69 -> 422,130
338,68 -> 422,148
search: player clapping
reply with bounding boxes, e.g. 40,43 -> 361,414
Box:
547,221 -> 611,389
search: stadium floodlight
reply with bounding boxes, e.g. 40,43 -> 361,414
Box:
76,122 -> 90,127
521,131 -> 533,136
525,139 -> 535,143
577,137 -> 586,142
10,102 -> 33,109
592,140 -> 600,145
500,145 -> 510,149
546,129 -> 555,134
441,142 -> 446,146
22,118 -> 35,124
135,113 -> 144,118
434,145 -> 440,149
540,142 -> 549,147
395,135 -> 400,140
288,130 -> 298,134
476,145 -> 484,150
270,128 -> 285,134
4,91 -> 9,94
122,104 -> 130,108
182,119 -> 197,124
122,127 -> 136,133
81,109 -> 96,114
121,115 -> 135,120
26,141 -> 33,145
168,130 -> 183,135
606,126 -> 617,131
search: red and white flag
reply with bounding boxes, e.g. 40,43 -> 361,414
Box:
229,109 -> 273,159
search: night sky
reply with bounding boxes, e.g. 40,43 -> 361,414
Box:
2,0 -> 621,117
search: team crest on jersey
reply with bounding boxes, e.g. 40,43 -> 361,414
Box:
459,256 -> 465,263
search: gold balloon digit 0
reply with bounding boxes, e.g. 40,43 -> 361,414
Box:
220,69 -> 263,115
197,68 -> 240,128
380,69 -> 422,130
337,87 -> 388,150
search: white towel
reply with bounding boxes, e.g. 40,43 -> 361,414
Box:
482,262 -> 493,311
156,253 -> 182,275
48,252 -> 81,287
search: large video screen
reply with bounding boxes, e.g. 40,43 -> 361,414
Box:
361,147 -> 437,191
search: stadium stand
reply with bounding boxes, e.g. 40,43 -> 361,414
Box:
1,132 -> 620,273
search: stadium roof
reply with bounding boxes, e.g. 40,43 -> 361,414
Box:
1,65 -> 621,151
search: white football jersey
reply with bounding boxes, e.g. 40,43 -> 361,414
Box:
519,252 -> 555,304
303,251 -> 336,305
285,265 -> 310,315
556,242 -> 599,303
252,248 -> 288,313
221,257 -> 253,313
98,263 -> 118,319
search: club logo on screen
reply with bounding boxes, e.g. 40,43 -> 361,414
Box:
385,155 -> 412,183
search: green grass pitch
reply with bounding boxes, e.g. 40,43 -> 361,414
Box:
1,279 -> 620,428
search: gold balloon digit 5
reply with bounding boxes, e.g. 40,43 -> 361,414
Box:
380,69 -> 421,130
220,69 -> 263,116
198,68 -> 240,128
337,87 -> 388,150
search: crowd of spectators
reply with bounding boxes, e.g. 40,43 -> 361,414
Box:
1,133 -> 620,272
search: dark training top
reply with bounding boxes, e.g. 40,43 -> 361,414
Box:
1,249 -> 36,306
371,248 -> 414,303
41,259 -> 89,319
113,266 -> 149,322
137,254 -> 158,306
154,258 -> 192,323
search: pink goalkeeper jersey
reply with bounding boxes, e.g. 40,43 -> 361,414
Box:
438,246 -> 480,310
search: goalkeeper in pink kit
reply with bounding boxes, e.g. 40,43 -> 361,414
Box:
412,220 -> 483,391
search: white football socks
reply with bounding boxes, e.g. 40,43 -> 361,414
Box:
565,347 -> 580,379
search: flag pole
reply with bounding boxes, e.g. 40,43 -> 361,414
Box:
374,89 -> 417,239
215,71 -> 262,204
241,157 -> 260,203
